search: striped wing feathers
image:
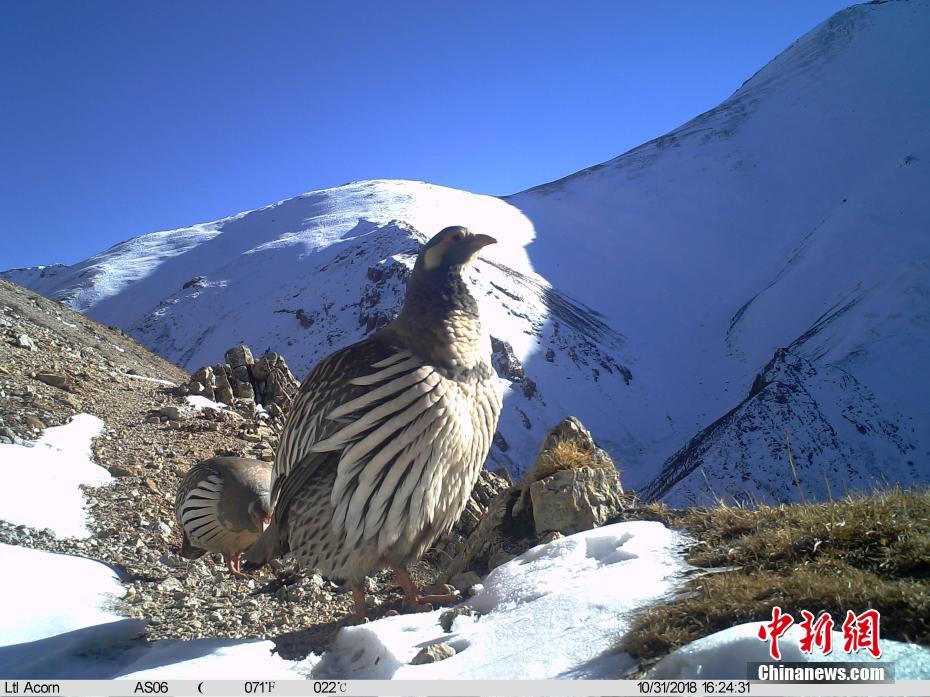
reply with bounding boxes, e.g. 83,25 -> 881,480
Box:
272,338 -> 497,553
271,340 -> 404,500
176,466 -> 226,548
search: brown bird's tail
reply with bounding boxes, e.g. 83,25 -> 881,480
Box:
179,532 -> 208,560
243,521 -> 287,569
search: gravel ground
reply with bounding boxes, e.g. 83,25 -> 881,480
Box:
0,279 -> 483,659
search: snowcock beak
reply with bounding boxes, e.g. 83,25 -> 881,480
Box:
469,234 -> 497,251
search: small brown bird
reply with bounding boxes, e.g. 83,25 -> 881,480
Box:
247,226 -> 502,620
175,456 -> 273,577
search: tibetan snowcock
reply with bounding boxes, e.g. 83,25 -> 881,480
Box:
247,225 -> 502,620
176,456 -> 273,578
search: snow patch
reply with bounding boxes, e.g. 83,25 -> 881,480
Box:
313,521 -> 691,679
123,373 -> 176,386
186,395 -> 228,410
0,544 -> 124,647
0,414 -> 108,538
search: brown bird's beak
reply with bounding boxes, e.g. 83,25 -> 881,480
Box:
469,234 -> 497,251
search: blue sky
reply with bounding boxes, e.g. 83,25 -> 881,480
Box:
1,1 -> 851,269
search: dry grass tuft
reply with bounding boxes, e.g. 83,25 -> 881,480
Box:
518,438 -> 616,503
533,439 -> 613,479
619,487 -> 930,664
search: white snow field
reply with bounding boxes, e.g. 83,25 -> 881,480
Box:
6,1 -> 929,504
0,413 -> 108,538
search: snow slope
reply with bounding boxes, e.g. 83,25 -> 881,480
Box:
510,0 -> 930,502
6,0 -> 929,500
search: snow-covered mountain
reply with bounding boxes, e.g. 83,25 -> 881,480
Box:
6,0 -> 929,503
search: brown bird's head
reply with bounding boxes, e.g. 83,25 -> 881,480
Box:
415,226 -> 497,274
247,497 -> 273,533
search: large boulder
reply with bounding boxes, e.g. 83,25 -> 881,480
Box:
529,466 -> 624,536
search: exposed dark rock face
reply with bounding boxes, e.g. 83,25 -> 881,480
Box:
358,258 -> 411,334
490,336 -> 538,400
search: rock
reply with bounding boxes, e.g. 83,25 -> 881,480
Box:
409,643 -> 456,665
225,345 -> 254,369
186,345 -> 299,416
441,417 -> 625,584
16,334 -> 38,352
182,276 -> 206,290
157,577 -> 184,593
25,415 -> 46,431
488,550 -> 514,569
529,466 -> 624,536
490,336 -> 538,399
234,382 -> 255,401
191,366 -> 214,386
35,372 -> 69,388
514,415 -> 619,520
535,416 -> 616,472
439,606 -> 478,633
231,364 -> 251,385
250,355 -> 271,382
159,553 -> 182,568
56,392 -> 81,409
213,370 -> 235,404
449,571 -> 482,593
261,358 -> 299,405
160,405 -> 194,421
440,485 -> 527,582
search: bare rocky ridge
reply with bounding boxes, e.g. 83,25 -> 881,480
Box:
0,278 -> 626,663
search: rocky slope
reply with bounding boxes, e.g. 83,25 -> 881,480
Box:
6,0 -> 929,504
0,279 -> 468,655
